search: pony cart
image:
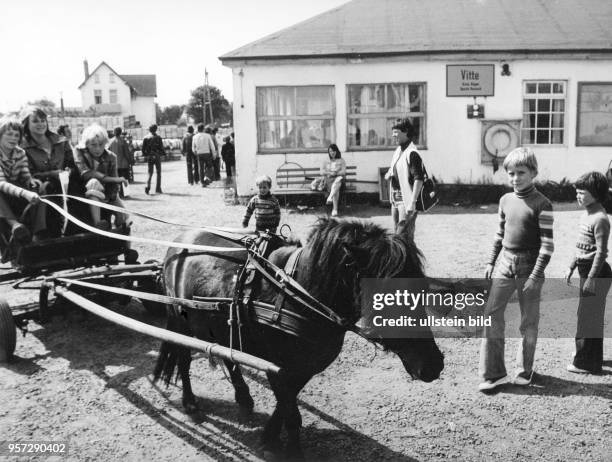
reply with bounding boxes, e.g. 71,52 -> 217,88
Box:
0,197 -> 279,377
0,196 -> 445,460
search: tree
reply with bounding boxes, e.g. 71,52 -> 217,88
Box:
27,98 -> 57,115
156,104 -> 185,125
186,85 -> 232,125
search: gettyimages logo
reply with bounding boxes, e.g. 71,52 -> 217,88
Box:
360,278 -> 612,339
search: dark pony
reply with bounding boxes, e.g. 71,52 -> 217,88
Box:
154,216 -> 443,459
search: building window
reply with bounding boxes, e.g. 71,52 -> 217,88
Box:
576,82 -> 612,146
522,81 -> 566,145
109,89 -> 117,104
94,73 -> 100,84
347,83 -> 426,149
94,89 -> 102,104
109,73 -> 115,83
256,86 -> 335,152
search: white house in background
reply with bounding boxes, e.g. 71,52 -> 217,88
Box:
78,60 -> 157,128
220,0 -> 612,196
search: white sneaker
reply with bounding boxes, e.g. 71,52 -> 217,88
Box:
567,364 -> 590,374
513,370 -> 534,386
331,210 -> 338,217
478,375 -> 509,391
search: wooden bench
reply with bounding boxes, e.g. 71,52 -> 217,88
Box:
275,163 -> 357,196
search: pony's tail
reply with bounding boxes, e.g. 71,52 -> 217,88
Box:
153,341 -> 182,385
153,310 -> 191,386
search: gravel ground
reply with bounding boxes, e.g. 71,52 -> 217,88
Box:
0,160 -> 611,461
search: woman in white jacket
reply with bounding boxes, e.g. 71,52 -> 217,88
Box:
384,118 -> 424,231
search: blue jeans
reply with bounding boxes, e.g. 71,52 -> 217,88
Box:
479,248 -> 542,380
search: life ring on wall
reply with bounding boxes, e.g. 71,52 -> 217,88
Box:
483,123 -> 519,158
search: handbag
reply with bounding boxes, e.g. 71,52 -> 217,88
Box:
416,165 -> 438,212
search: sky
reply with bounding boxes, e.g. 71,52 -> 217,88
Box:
1,0 -> 350,113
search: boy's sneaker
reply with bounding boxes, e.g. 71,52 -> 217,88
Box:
478,375 -> 509,391
513,370 -> 534,386
567,364 -> 591,374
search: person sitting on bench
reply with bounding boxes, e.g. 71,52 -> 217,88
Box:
312,143 -> 346,217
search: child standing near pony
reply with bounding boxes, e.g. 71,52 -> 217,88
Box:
479,147 -> 554,392
242,175 -> 281,233
565,171 -> 611,374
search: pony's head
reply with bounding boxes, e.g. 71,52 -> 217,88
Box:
302,217 -> 444,382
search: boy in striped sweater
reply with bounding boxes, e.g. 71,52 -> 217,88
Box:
479,147 -> 554,391
0,117 -> 45,246
242,175 -> 280,233
565,171 -> 610,374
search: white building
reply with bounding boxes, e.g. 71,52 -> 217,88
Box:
78,61 -> 157,128
220,0 -> 612,196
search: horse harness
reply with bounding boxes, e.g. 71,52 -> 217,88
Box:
188,232 -> 364,347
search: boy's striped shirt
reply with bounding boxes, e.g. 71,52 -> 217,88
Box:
243,193 -> 281,231
0,146 -> 33,197
488,184 -> 554,279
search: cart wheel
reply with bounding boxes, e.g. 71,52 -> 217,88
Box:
0,298 -> 16,363
137,260 -> 166,316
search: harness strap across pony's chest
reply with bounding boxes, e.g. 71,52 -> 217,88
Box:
271,248 -> 303,323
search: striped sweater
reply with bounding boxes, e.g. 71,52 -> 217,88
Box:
488,185 -> 554,279
569,205 -> 609,278
0,145 -> 33,198
243,193 -> 281,232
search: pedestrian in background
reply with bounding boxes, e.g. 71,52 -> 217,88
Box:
142,124 -> 164,194
221,135 -> 235,182
182,126 -> 198,185
192,123 -> 216,187
108,127 -> 132,198
205,125 -> 221,181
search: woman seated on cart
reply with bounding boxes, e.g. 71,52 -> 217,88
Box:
21,107 -> 86,236
74,124 -> 129,231
0,117 -> 46,250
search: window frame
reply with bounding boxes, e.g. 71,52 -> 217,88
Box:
256,85 -> 336,154
94,73 -> 100,84
346,81 -> 427,151
109,73 -> 115,83
521,79 -> 567,146
94,89 -> 102,105
109,89 -> 118,104
576,82 -> 612,147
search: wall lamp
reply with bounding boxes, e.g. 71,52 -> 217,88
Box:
501,62 -> 511,76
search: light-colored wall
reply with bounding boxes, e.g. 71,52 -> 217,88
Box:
131,96 -> 156,127
80,63 -> 131,112
228,58 -> 612,196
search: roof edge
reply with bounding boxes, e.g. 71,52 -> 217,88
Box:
220,47 -> 612,63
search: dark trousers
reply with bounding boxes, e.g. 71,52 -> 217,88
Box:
196,153 -> 213,185
574,261 -> 611,372
186,153 -> 199,184
146,155 -> 162,192
213,157 -> 221,181
225,162 -> 235,178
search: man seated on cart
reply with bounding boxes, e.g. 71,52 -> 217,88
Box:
74,124 -> 129,231
0,117 -> 46,254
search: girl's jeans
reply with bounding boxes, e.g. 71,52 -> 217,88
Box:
479,249 -> 542,380
573,261 -> 611,372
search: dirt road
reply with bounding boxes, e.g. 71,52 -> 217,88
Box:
1,161 -> 610,461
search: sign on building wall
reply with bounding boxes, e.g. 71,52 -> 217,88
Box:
446,64 -> 495,97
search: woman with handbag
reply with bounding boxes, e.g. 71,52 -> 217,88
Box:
384,118 -> 425,232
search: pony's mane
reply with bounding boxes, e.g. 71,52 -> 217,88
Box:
300,218 -> 423,318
